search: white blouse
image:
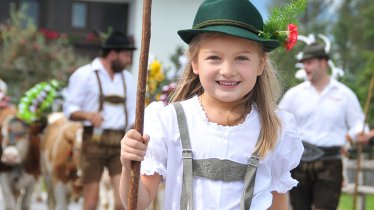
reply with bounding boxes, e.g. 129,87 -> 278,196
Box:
141,96 -> 303,210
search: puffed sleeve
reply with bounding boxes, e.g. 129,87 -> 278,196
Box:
140,101 -> 168,179
269,112 -> 304,193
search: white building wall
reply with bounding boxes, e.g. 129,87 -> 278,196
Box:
128,0 -> 204,78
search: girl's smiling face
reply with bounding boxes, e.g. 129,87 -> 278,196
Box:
192,34 -> 265,105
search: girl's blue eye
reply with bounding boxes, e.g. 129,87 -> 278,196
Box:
237,56 -> 249,61
207,56 -> 220,60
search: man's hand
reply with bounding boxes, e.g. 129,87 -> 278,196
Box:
89,112 -> 104,128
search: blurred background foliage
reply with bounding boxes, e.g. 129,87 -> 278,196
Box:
0,4 -> 89,100
269,0 -> 374,127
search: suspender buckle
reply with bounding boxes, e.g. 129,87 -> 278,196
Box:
248,155 -> 260,167
182,149 -> 193,159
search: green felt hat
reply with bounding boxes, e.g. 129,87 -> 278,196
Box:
177,0 -> 280,52
299,43 -> 329,62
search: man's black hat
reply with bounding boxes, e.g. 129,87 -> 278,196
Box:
101,30 -> 136,51
299,43 -> 329,62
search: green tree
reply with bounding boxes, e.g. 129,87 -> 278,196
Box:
0,4 -> 89,101
333,0 -> 374,127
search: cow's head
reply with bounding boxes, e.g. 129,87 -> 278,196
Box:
1,116 -> 29,165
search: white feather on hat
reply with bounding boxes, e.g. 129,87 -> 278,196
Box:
294,33 -> 344,81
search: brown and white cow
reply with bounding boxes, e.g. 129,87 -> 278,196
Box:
40,112 -> 83,210
0,115 -> 41,210
41,112 -> 116,210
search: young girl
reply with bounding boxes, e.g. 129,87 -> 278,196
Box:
120,0 -> 304,209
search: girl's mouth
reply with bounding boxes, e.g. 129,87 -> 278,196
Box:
217,81 -> 240,86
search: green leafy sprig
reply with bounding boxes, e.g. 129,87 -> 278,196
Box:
260,0 -> 307,47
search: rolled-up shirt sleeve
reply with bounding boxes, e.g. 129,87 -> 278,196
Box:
63,69 -> 89,119
345,90 -> 367,141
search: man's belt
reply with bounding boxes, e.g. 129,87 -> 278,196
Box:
83,126 -> 125,135
301,141 -> 341,162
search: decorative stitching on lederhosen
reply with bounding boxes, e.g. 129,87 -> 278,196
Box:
172,102 -> 260,210
94,70 -> 128,130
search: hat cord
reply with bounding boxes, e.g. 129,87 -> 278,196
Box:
193,19 -> 260,35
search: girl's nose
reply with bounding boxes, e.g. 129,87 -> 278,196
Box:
219,61 -> 235,76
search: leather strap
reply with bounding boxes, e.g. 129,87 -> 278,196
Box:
193,158 -> 247,182
94,70 -> 105,112
240,155 -> 259,210
173,102 -> 193,210
94,70 -> 128,130
103,95 -> 125,104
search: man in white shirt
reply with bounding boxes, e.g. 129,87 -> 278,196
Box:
279,43 -> 365,210
64,31 -> 137,210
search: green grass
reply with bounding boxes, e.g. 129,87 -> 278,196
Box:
338,193 -> 374,210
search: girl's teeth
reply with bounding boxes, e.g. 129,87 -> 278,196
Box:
219,81 -> 237,86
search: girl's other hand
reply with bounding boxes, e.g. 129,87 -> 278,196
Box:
120,129 -> 150,169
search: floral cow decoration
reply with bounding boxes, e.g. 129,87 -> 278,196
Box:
17,79 -> 61,125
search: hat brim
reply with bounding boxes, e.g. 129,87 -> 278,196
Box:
101,45 -> 137,51
178,25 -> 280,52
299,54 -> 329,62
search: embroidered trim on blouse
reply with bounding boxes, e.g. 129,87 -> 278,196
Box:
141,156 -> 167,179
269,172 -> 298,193
194,95 -> 256,132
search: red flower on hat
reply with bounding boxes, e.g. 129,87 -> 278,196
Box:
285,24 -> 298,51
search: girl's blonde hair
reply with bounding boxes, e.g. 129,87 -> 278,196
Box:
171,33 -> 282,157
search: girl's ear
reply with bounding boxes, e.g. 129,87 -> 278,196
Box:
257,54 -> 267,76
192,61 -> 199,75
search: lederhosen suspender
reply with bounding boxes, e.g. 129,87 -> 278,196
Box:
173,102 -> 260,210
94,70 -> 128,130
174,102 -> 194,209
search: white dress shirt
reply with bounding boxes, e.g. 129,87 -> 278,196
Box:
63,58 -> 136,130
140,96 -> 303,210
279,78 -> 365,147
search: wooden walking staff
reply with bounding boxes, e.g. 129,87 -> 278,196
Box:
352,72 -> 374,210
128,0 -> 152,209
